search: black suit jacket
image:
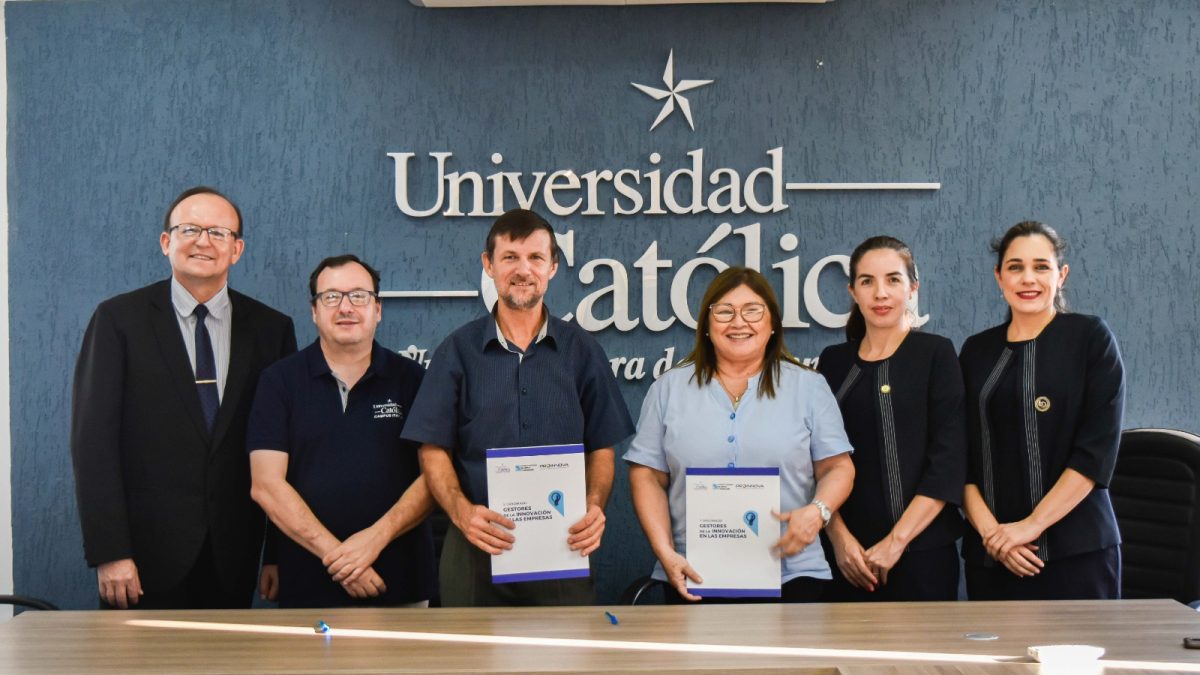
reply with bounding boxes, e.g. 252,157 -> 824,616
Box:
959,313 -> 1125,564
817,332 -> 967,552
70,279 -> 296,597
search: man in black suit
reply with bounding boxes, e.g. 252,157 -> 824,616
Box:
70,186 -> 296,609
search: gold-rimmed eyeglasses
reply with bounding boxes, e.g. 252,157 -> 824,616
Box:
709,303 -> 766,323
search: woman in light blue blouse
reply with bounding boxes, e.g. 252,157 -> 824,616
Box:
625,267 -> 855,603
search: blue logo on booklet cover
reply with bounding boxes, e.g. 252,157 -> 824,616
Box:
743,510 -> 759,536
549,490 -> 565,516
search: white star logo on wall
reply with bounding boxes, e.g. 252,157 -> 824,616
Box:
631,50 -> 713,132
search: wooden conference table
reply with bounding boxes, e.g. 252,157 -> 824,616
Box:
0,599 -> 1198,673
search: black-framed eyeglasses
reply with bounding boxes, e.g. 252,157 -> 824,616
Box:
169,224 -> 240,243
709,303 -> 767,323
313,289 -> 378,307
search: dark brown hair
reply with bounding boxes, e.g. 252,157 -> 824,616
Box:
485,208 -> 560,264
678,267 -> 800,400
991,220 -> 1068,313
845,236 -> 918,342
308,254 -> 381,302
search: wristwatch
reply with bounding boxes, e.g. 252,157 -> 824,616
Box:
810,499 -> 832,529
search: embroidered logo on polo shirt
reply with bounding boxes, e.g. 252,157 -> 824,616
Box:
373,400 -> 404,420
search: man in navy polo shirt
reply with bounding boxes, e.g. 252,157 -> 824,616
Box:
403,209 -> 634,607
246,255 -> 436,608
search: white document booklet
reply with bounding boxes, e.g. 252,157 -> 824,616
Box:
485,443 -> 589,584
685,467 -> 781,598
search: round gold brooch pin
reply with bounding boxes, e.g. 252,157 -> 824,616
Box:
1034,396 -> 1051,412
880,384 -> 892,394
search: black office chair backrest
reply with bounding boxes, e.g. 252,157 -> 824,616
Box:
620,575 -> 666,605
1110,428 -> 1200,605
0,594 -> 59,611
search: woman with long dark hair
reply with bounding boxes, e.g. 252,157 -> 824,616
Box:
959,221 -> 1125,599
625,266 -> 855,603
817,236 -> 966,601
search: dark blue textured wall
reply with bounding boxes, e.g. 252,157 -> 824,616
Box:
7,0 -> 1198,609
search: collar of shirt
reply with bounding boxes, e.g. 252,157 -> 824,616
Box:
304,339 -> 390,383
170,276 -> 231,321
486,306 -> 556,354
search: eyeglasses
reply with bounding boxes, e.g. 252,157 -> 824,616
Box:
313,290 -> 378,307
169,224 -> 239,243
710,303 -> 767,323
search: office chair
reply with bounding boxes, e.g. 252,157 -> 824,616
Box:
0,595 -> 59,611
620,575 -> 667,605
1109,428 -> 1200,607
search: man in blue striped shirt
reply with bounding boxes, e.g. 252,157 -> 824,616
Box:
403,209 -> 634,607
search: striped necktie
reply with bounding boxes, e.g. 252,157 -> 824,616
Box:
193,304 -> 219,431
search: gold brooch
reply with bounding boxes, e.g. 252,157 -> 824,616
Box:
1034,396 -> 1051,412
880,384 -> 892,394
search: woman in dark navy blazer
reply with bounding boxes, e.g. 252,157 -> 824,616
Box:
818,236 -> 966,601
959,221 -> 1125,600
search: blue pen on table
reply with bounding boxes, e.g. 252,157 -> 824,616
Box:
314,619 -> 330,634
604,611 -> 619,625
